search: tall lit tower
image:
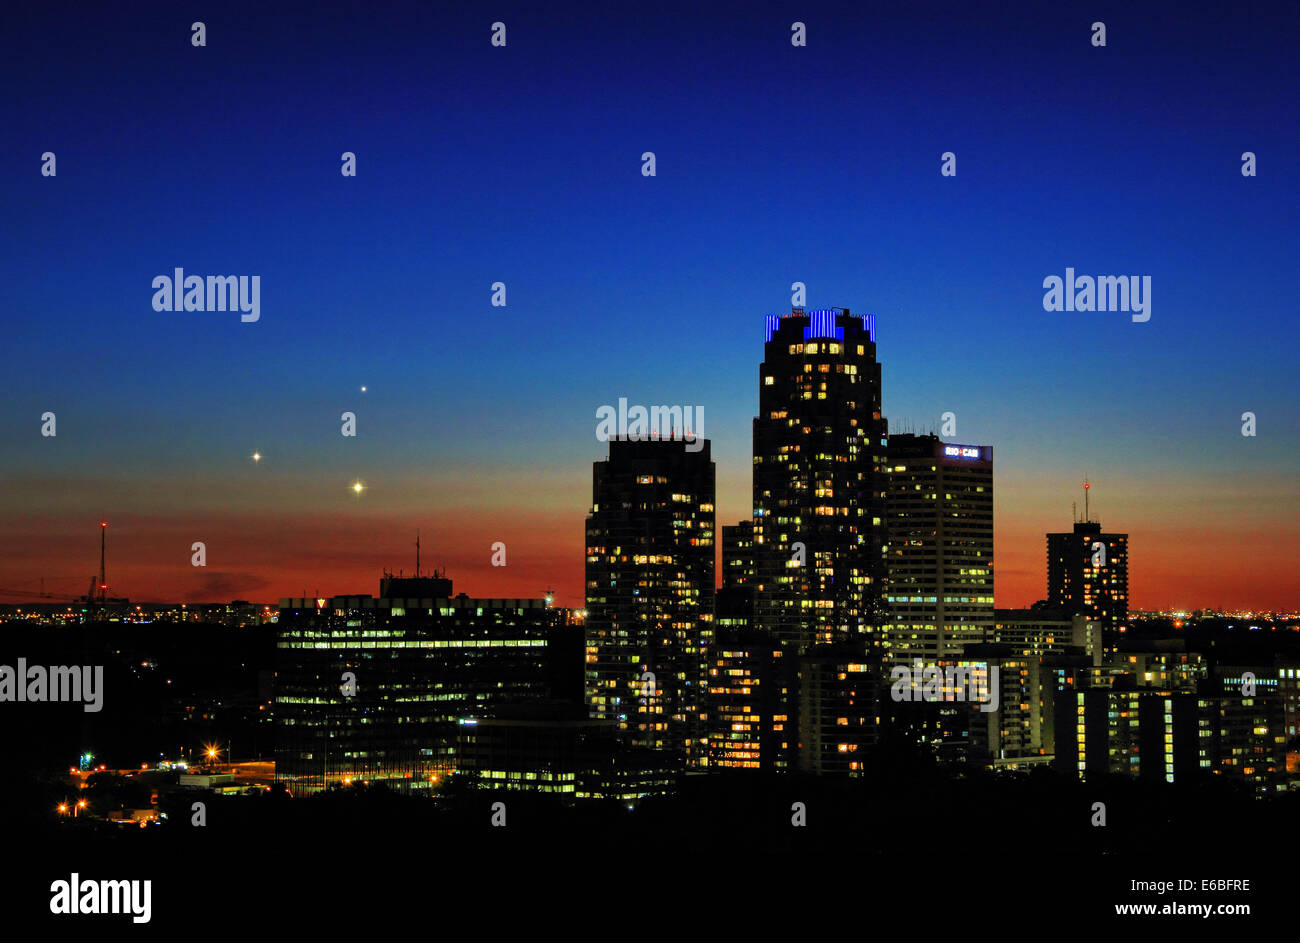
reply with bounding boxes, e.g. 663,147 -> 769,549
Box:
99,521 -> 107,607
751,308 -> 889,652
585,436 -> 716,769
884,434 -> 994,664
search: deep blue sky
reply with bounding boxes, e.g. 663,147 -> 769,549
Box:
2,0 -> 1296,607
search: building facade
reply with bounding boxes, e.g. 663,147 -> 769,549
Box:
751,308 -> 889,652
884,434 -> 994,665
1047,520 -> 1129,634
721,520 -> 756,589
705,630 -> 793,771
275,583 -> 578,794
584,436 -> 716,768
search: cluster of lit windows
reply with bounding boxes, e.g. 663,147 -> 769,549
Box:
282,637 -> 547,649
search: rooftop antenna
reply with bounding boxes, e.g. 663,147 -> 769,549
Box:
98,521 -> 108,606
1084,478 -> 1091,523
415,530 -> 421,578
1072,500 -> 1077,524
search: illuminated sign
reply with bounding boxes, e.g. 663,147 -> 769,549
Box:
943,445 -> 982,459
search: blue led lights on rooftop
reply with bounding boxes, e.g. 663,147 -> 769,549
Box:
764,309 -> 875,343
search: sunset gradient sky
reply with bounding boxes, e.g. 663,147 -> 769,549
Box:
2,1 -> 1296,610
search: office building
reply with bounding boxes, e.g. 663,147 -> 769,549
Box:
993,607 -> 1100,666
584,436 -> 716,768
884,434 -> 994,664
454,701 -> 677,802
751,308 -> 889,652
274,578 -> 580,795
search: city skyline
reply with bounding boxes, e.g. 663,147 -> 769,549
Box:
4,2 -> 1296,926
3,0 -> 1296,611
1,301 -> 1293,611
1,336 -> 1294,612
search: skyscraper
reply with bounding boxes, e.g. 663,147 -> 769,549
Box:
585,436 -> 716,769
751,308 -> 889,652
1047,516 -> 1129,634
884,434 -> 994,664
274,577 -> 576,795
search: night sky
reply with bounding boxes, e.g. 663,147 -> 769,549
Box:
2,0 -> 1296,609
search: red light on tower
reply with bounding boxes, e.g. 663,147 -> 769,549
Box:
96,522 -> 109,609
